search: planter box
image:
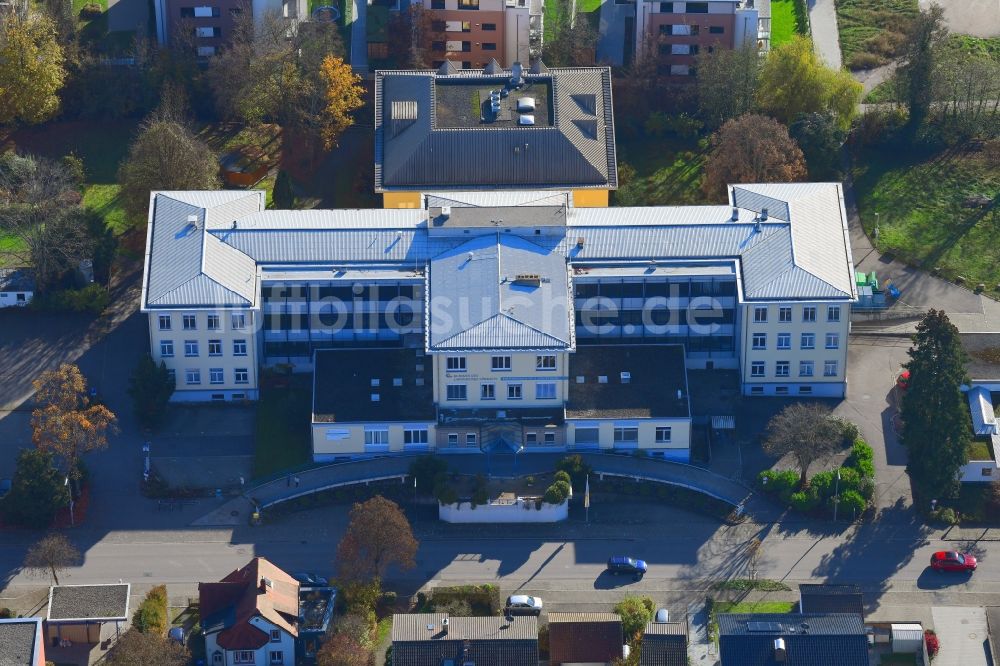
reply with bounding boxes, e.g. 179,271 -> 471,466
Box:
439,497 -> 568,523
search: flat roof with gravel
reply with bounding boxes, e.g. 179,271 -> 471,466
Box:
47,584 -> 130,622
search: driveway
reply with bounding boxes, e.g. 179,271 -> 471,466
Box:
919,0 -> 1000,39
931,606 -> 992,665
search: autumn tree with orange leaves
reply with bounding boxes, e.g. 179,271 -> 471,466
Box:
319,55 -> 364,150
31,364 -> 118,486
335,496 -> 417,583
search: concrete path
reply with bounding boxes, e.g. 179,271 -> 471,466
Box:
919,0 -> 1000,39
807,0 -> 842,70
854,61 -> 897,94
931,606 -> 992,665
350,0 -> 368,72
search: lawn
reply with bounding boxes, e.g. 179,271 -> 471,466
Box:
835,0 -> 918,70
714,600 -> 797,614
852,144 -> 1000,288
615,134 -> 711,206
253,377 -> 313,479
769,0 -> 807,48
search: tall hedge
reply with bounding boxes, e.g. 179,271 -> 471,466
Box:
132,585 -> 168,635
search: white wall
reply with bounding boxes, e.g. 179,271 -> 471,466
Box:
312,422 -> 437,459
960,460 -> 1000,483
439,497 -> 568,522
0,290 -> 32,308
434,351 -> 569,407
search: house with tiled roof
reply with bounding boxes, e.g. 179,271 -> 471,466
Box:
640,618 -> 688,666
391,613 -> 538,666
547,612 -> 624,665
717,613 -> 868,666
200,557 -> 300,666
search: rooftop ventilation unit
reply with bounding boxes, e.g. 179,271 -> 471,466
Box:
773,638 -> 787,662
511,61 -> 524,87
731,207 -> 739,222
598,375 -> 608,384
621,371 -> 631,384
262,577 -> 274,589
761,207 -> 769,221
577,237 -> 585,248
518,114 -> 535,126
517,97 -> 536,112
441,206 -> 451,218
514,274 -> 541,286
442,618 -> 450,635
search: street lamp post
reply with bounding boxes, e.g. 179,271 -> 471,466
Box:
142,442 -> 151,482
64,476 -> 74,527
833,469 -> 841,522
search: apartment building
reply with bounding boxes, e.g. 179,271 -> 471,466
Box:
152,0 -> 306,54
599,0 -> 769,74
416,0 -> 543,68
141,180 -> 856,459
375,62 -> 618,208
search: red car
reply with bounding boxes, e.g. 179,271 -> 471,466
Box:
930,551 -> 977,572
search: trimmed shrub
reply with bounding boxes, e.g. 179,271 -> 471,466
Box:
757,470 -> 799,495
32,284 -> 109,314
845,439 -> 875,479
132,585 -> 168,635
553,470 -> 571,486
789,490 -> 819,512
810,470 -> 836,500
556,455 -> 591,491
834,490 -> 867,519
932,507 -> 958,525
433,482 -> 458,506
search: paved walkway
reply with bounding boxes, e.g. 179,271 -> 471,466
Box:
931,606 -> 992,665
807,0 -> 842,69
194,452 -> 771,526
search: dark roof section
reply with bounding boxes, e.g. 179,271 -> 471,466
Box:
47,584 -> 130,622
961,333 -> 1000,381
391,613 -> 538,666
313,348 -> 435,423
641,620 -> 688,666
0,268 -> 34,292
375,65 -> 617,192
567,345 -> 690,419
548,612 -> 623,665
798,584 -> 864,617
0,618 -> 43,666
717,613 -> 867,666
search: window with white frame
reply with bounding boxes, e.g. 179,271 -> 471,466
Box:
777,333 -> 791,350
536,355 -> 557,370
270,629 -> 281,643
446,356 -> 466,371
234,368 -> 249,384
779,306 -> 792,323
775,386 -> 789,395
775,361 -> 790,377
447,433 -> 459,445
544,432 -> 556,444
508,384 -> 522,399
750,361 -> 765,377
183,314 -> 197,330
209,368 -> 224,384
752,333 -> 766,349
213,652 -> 223,664
575,427 -> 599,444
208,339 -> 222,356
824,360 -> 838,376
751,386 -> 764,395
185,369 -> 201,385
160,340 -> 174,357
827,305 -> 841,322
800,333 -> 815,350
447,384 -> 467,401
466,433 -> 477,446
231,313 -> 247,329
825,333 -> 840,349
207,314 -> 220,330
404,428 -> 428,445
365,428 -> 389,445
535,383 -> 557,399
184,340 -> 199,356
233,339 -> 247,356
480,384 -> 495,400
158,314 -> 171,330
233,650 -> 255,664
270,650 -> 284,665
753,306 -> 767,323
655,426 -> 672,443
802,306 -> 817,322
526,432 -> 537,444
799,361 -> 814,377
614,426 -> 639,443
491,355 -> 511,371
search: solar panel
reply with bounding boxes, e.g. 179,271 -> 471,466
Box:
746,621 -> 784,632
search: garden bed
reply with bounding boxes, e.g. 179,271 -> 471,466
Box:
835,0 -> 918,70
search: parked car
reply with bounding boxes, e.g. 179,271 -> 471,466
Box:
930,551 -> 977,573
292,572 -> 329,587
505,595 -> 543,616
607,556 -> 647,580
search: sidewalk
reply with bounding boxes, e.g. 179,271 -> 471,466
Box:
807,0 -> 842,69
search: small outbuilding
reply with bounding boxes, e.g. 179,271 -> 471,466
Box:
46,584 -> 130,646
0,268 -> 34,308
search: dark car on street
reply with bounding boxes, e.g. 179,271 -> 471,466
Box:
607,556 -> 647,580
930,551 -> 977,573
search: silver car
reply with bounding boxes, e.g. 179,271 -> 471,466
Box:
505,594 -> 543,616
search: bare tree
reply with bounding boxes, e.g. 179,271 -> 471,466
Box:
23,533 -> 80,585
745,537 -> 763,579
762,403 -> 849,486
335,496 -> 418,582
105,628 -> 190,666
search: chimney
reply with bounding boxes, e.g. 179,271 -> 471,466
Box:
259,577 -> 271,593
760,207 -> 769,222
773,637 -> 787,662
441,206 -> 451,219
731,207 -> 739,222
442,618 -> 449,636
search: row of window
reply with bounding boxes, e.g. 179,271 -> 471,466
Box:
574,279 -> 736,299
657,23 -> 725,35
224,649 -> 284,664
751,332 -> 840,350
753,305 -> 841,324
430,20 -> 497,31
161,339 -> 248,358
750,385 -> 818,396
446,355 -> 556,372
432,41 -> 496,51
750,360 -> 838,378
174,368 -> 250,385
363,426 -> 671,447
658,1 -> 709,13
430,0 -> 480,8
446,382 -> 557,400
158,313 -> 247,331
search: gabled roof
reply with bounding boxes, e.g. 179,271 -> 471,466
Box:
375,65 -> 617,191
391,614 -> 538,666
142,191 -> 263,309
199,557 -> 300,651
547,612 -> 623,665
641,621 -> 688,666
428,233 -> 572,351
717,613 -> 867,666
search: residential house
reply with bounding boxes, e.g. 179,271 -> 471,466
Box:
0,268 -> 34,308
717,613 -> 868,665
390,613 -> 538,666
957,333 -> 1000,482
414,0 -> 543,68
46,583 -> 130,656
598,0 -> 770,74
547,612 -> 624,665
0,617 -> 46,666
640,618 -> 688,666
200,557 -> 300,666
374,62 -> 617,208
